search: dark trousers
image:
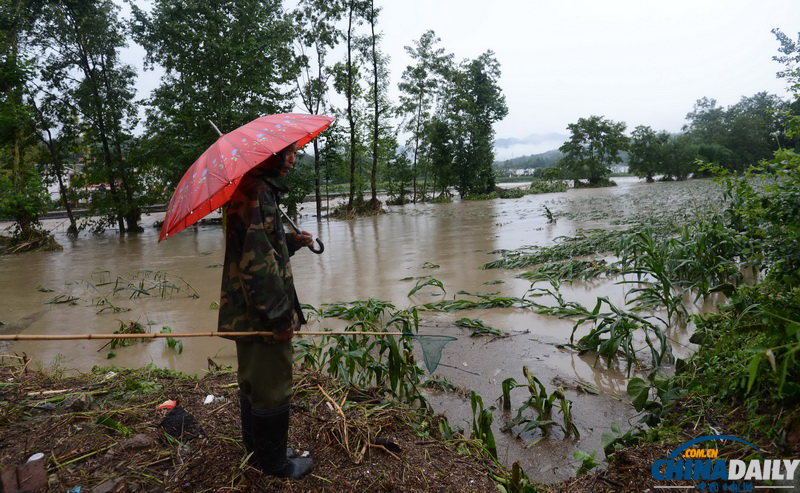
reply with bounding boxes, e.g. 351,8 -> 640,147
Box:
236,340 -> 293,410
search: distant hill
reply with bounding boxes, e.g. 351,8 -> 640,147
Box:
495,149 -> 563,169
495,149 -> 630,170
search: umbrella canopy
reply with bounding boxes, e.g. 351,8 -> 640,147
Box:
159,113 -> 335,241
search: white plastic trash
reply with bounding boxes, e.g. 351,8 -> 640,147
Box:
27,452 -> 44,463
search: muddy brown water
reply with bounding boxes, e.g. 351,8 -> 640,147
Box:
0,177 -> 718,483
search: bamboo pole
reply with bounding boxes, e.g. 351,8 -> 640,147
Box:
0,331 -> 410,341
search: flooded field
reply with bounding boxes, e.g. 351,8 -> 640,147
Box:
0,177 -> 722,482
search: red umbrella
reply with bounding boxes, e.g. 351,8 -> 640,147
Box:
159,113 -> 335,241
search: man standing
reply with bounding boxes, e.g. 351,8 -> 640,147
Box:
218,142 -> 314,479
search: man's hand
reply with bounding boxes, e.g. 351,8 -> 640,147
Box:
289,231 -> 314,249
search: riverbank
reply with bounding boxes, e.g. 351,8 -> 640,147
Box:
0,360 -> 497,492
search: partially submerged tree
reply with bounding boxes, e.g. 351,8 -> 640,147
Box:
39,0 -> 142,233
29,93 -> 80,236
628,125 -> 667,183
398,30 -> 451,202
446,51 -> 507,197
558,115 -> 628,186
293,0 -> 345,219
0,0 -> 54,246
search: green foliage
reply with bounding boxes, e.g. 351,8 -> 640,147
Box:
0,167 -> 58,253
600,422 -> 643,456
500,366 -> 578,439
96,414 -> 132,436
407,276 -> 446,297
454,317 -> 504,337
448,52 -> 508,197
684,94 -> 787,173
528,283 -> 673,375
130,0 -> 298,190
558,115 -> 628,185
528,179 -> 567,194
517,259 -> 622,283
483,229 -> 622,269
491,461 -> 542,493
297,300 -> 427,406
160,326 -> 183,354
469,391 -> 497,458
38,0 -> 144,233
107,321 -> 148,358
573,450 -> 600,475
627,125 -> 667,182
423,290 -> 532,311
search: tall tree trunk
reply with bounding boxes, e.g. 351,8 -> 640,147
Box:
313,139 -> 322,218
313,41 -> 324,221
411,101 -> 421,204
65,5 -> 125,232
100,56 -> 141,233
346,2 -> 356,211
369,0 -> 378,209
55,169 -> 78,236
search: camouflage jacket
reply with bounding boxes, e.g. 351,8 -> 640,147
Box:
217,168 -> 305,342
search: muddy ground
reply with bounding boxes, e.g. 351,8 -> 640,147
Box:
5,355 -> 790,492
0,358 -> 498,492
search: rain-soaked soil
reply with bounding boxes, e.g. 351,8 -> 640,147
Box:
0,177 -> 727,487
0,360 -> 497,492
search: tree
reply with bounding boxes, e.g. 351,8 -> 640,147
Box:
558,115 -> 628,186
725,92 -> 787,171
398,30 -> 451,202
662,134 -> 697,181
336,0 -> 369,210
0,0 -> 49,241
426,116 -> 454,197
385,149 -> 412,204
360,0 -> 390,210
39,0 -> 142,233
683,93 -> 787,172
29,92 -> 80,236
447,51 -> 507,197
131,0 -> 298,188
628,125 -> 666,182
0,165 -> 51,248
293,0 -> 345,219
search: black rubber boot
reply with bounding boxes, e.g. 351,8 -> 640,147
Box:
240,393 -> 256,452
251,404 -> 312,479
240,394 -> 295,459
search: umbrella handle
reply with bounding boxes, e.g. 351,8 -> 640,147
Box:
309,238 -> 324,254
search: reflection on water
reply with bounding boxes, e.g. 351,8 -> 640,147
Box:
0,177 -> 721,483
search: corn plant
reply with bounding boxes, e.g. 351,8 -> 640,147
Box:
482,229 -> 621,269
424,291 -> 532,312
617,225 -> 689,324
297,300 -> 427,406
407,276 -> 446,297
469,391 -> 497,459
500,366 -> 579,438
160,326 -> 183,354
455,318 -> 504,337
554,388 -> 580,438
501,377 -> 520,411
528,282 -> 673,375
517,259 -> 623,283
106,321 -> 148,359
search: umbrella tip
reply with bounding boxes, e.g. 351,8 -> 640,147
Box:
209,120 -> 223,136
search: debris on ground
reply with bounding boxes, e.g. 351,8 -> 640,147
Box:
0,357 -> 497,492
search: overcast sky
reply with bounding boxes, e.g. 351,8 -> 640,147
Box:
125,0 -> 800,161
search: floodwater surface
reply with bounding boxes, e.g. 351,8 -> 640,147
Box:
0,177 -> 719,482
